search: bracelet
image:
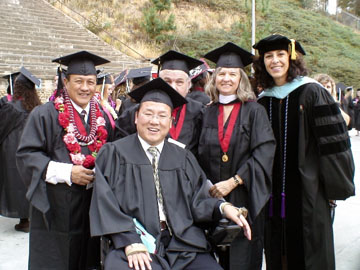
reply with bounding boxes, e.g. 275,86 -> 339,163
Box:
125,243 -> 148,257
220,202 -> 233,213
237,207 -> 248,219
233,175 -> 242,185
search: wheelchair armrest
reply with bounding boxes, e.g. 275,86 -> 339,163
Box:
208,218 -> 242,247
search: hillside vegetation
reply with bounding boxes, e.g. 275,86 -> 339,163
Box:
54,0 -> 360,87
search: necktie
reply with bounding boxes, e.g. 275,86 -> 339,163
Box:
148,147 -> 165,217
80,110 -> 90,133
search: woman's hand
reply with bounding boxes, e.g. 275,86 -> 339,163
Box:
209,177 -> 237,198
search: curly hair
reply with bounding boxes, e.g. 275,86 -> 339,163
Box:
205,67 -> 256,103
252,51 -> 308,90
13,80 -> 42,112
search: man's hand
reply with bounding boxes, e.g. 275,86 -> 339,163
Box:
125,245 -> 152,270
223,204 -> 252,241
209,177 -> 236,198
71,165 -> 94,186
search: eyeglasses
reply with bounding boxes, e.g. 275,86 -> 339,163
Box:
141,112 -> 171,121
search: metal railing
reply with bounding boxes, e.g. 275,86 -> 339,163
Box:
45,0 -> 150,62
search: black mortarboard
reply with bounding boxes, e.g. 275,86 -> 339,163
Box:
52,51 -> 110,76
114,70 -> 128,87
204,42 -> 253,68
128,66 -> 152,85
97,73 -> 112,85
3,72 -> 20,95
16,67 -> 41,88
253,34 -> 306,59
129,77 -> 187,109
151,50 -> 203,75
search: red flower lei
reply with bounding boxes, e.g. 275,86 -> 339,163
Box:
54,90 -> 108,169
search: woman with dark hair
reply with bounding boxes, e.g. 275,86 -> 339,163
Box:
0,67 -> 42,232
253,34 -> 355,270
198,42 -> 276,270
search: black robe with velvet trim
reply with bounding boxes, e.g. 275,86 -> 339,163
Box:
90,134 -> 223,270
115,97 -> 204,155
0,100 -> 30,218
16,101 -> 113,270
257,82 -> 355,270
198,101 -> 276,270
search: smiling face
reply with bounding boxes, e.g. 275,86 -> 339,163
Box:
264,49 -> 290,86
64,74 -> 97,108
159,69 -> 191,97
135,101 -> 172,146
215,67 -> 241,96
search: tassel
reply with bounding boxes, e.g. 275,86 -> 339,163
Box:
289,39 -> 297,60
281,192 -> 286,219
269,194 -> 273,217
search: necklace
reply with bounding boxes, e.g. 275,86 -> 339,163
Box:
54,89 -> 108,168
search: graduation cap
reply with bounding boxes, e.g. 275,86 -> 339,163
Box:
52,51 -> 110,76
129,77 -> 187,109
97,73 -> 113,85
16,67 -> 41,89
114,70 -> 128,87
204,42 -> 253,69
127,67 -> 152,85
3,71 -> 20,95
189,58 -> 210,80
151,50 -> 203,75
253,34 -> 306,60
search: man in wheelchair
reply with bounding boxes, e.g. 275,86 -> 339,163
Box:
90,78 -> 251,270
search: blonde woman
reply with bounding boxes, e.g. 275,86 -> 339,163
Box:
314,73 -> 350,126
198,42 -> 276,270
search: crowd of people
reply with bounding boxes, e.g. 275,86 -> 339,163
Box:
0,34 -> 356,270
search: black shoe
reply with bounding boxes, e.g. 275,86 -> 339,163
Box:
14,219 -> 29,233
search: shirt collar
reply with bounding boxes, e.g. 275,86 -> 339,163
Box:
70,99 -> 90,116
219,94 -> 238,104
137,134 -> 164,154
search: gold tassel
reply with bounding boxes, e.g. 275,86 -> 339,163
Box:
289,39 -> 297,60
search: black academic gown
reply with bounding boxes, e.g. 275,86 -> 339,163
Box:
0,100 -> 30,218
198,101 -> 276,270
16,101 -> 113,270
187,90 -> 210,105
257,82 -> 355,270
90,134 -> 223,270
353,98 -> 360,131
116,97 -> 203,155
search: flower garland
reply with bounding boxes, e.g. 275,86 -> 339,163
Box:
54,90 -> 108,168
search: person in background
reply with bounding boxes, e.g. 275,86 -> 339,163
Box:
0,67 -> 41,233
16,51 -> 113,270
199,42 -> 276,270
353,88 -> 360,136
120,67 -> 152,114
113,69 -> 128,115
188,59 -> 211,105
313,73 -> 350,126
96,73 -> 118,130
90,78 -> 251,270
0,72 -> 18,108
253,34 -> 355,270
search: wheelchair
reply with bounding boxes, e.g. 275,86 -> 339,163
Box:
99,218 -> 242,270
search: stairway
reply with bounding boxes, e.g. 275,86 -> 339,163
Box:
0,0 -> 147,99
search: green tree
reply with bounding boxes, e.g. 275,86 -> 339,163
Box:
338,0 -> 360,16
141,0 -> 176,43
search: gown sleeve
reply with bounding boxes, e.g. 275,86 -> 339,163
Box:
236,104 -> 276,222
306,85 -> 355,200
89,142 -> 141,245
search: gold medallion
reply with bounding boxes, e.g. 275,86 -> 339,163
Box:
222,153 -> 229,162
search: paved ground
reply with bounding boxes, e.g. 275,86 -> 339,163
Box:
1,130 -> 359,270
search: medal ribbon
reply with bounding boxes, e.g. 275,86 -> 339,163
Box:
169,104 -> 186,140
218,103 -> 241,155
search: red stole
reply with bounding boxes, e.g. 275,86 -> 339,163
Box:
169,104 -> 186,140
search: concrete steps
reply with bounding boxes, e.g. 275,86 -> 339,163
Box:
0,0 -> 147,99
